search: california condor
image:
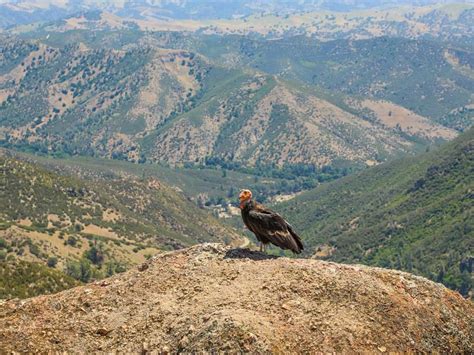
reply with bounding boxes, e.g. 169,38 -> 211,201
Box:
239,189 -> 303,254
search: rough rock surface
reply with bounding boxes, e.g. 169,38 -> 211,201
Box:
1,243 -> 473,353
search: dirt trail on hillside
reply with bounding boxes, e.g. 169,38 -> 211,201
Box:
1,244 -> 473,353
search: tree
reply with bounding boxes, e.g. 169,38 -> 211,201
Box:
79,259 -> 92,282
459,270 -> 472,297
65,260 -> 81,280
84,245 -> 104,266
105,260 -> 126,277
47,257 -> 58,268
65,259 -> 92,282
66,235 -> 78,247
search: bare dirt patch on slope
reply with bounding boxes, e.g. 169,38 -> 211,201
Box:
359,99 -> 458,140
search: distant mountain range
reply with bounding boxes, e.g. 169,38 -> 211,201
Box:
1,30 -> 471,168
1,1 -> 473,34
1,1 -> 472,23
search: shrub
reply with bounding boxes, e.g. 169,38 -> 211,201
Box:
84,245 -> 104,266
66,235 -> 78,247
28,243 -> 42,258
47,257 -> 58,268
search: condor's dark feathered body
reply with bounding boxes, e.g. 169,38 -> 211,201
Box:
241,199 -> 303,254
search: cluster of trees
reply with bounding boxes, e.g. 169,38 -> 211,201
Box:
64,242 -> 126,283
0,259 -> 79,299
202,156 -> 353,181
187,157 -> 358,207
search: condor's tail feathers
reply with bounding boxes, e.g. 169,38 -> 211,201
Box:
287,223 -> 304,254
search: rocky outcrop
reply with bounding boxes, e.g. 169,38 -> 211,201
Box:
1,243 -> 473,353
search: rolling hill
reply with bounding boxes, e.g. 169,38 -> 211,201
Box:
1,2 -> 473,46
1,30 -> 471,169
0,149 -> 245,297
276,127 -> 474,297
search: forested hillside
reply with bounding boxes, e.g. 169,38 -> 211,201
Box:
278,128 -> 473,297
1,30 -> 471,169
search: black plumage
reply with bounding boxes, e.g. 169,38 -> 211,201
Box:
240,192 -> 303,254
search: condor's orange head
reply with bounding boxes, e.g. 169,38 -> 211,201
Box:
239,189 -> 252,209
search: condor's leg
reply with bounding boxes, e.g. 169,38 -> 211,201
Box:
259,242 -> 263,252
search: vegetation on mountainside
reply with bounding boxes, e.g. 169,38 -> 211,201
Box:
228,35 -> 474,124
1,30 -> 470,168
9,150 -> 357,208
0,152 -> 245,297
0,4 -> 472,300
278,128 -> 474,297
0,259 -> 80,299
1,153 -> 239,247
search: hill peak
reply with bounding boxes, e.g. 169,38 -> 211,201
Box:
1,243 -> 473,352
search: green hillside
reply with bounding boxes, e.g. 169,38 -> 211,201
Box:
235,36 -> 474,124
278,128 -> 473,297
0,151 -> 245,297
1,153 -> 242,247
0,260 -> 80,299
1,30 -> 471,169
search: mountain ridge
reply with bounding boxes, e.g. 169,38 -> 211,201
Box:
1,1 -> 473,44
276,127 -> 474,297
2,32 -> 471,167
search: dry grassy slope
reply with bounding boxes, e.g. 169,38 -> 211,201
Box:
0,40 -> 201,161
0,154 -> 245,272
151,79 -> 457,166
32,4 -> 473,41
1,243 -> 472,353
129,48 -> 201,132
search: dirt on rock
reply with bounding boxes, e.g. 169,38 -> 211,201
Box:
1,243 -> 473,353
